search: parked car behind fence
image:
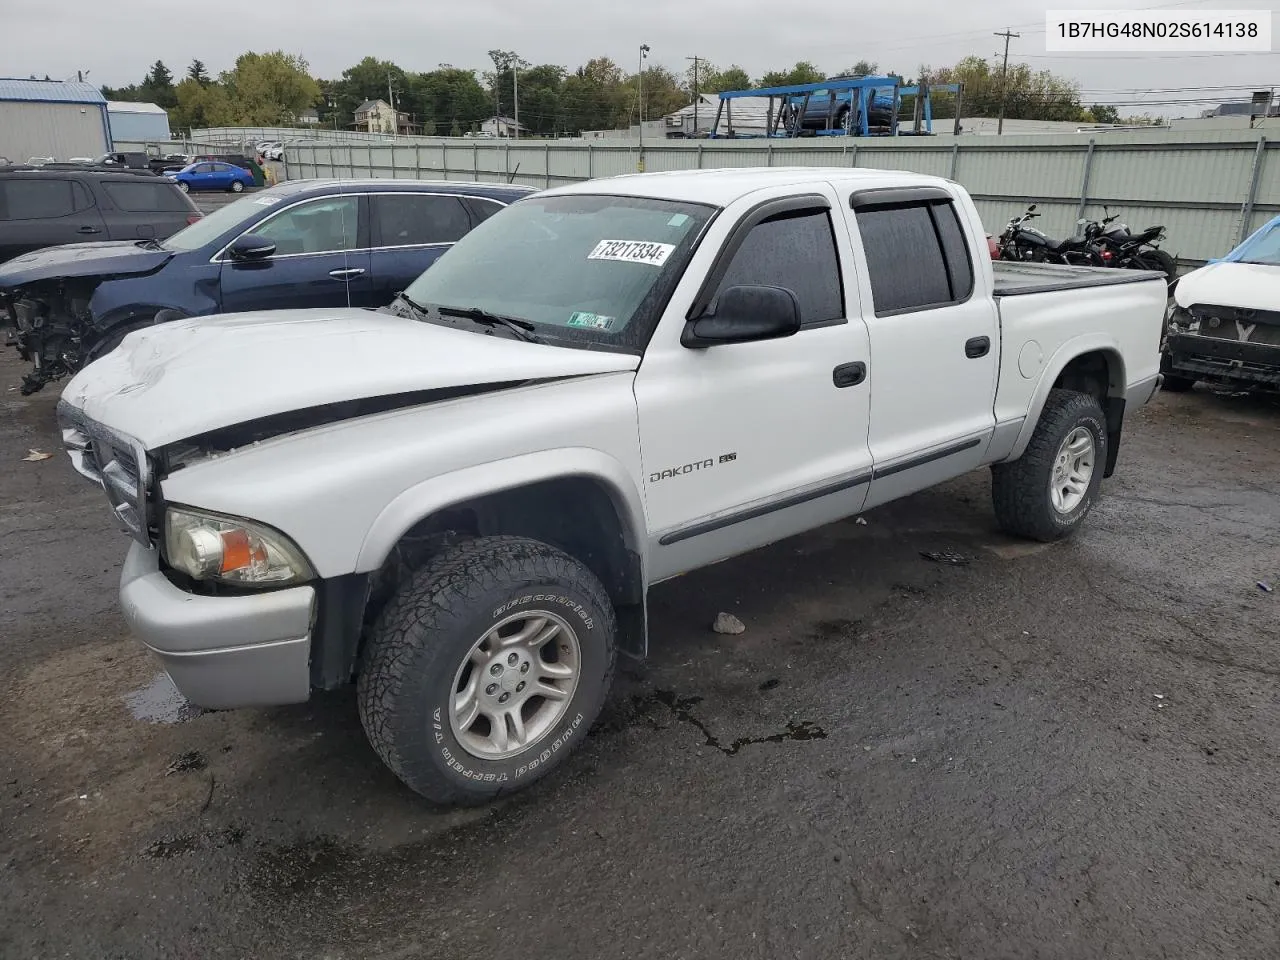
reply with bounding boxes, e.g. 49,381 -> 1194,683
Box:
0,166 -> 200,264
169,161 -> 256,193
0,178 -> 536,394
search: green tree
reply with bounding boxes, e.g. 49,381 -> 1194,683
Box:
187,60 -> 211,85
632,64 -> 687,123
334,57 -> 411,129
1087,103 -> 1121,124
838,60 -> 879,77
223,51 -> 321,125
450,118 -> 462,137
683,60 -> 750,95
758,61 -> 826,87
921,56 -> 1083,122
139,59 -> 177,108
416,67 -> 490,133
170,77 -> 234,131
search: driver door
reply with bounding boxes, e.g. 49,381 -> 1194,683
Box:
634,186 -> 874,581
218,194 -> 373,312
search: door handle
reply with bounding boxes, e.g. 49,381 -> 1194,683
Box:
965,336 -> 991,359
328,268 -> 366,279
832,361 -> 867,388
78,225 -> 101,234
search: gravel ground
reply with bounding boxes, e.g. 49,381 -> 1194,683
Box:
2,343 -> 1278,960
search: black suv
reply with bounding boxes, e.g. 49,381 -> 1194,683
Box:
0,169 -> 201,263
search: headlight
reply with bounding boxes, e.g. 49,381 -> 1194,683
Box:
1167,304 -> 1197,334
164,506 -> 314,587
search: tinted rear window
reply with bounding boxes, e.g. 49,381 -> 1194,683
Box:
0,178 -> 88,220
102,180 -> 190,213
373,194 -> 471,246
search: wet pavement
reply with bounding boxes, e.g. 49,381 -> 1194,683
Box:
3,345 -> 1280,959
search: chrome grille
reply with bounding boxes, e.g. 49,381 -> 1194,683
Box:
56,399 -> 151,545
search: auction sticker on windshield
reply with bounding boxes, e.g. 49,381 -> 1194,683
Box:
587,239 -> 675,266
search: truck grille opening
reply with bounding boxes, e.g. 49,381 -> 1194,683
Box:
56,400 -> 151,545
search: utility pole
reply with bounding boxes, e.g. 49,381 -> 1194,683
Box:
994,29 -> 1019,135
510,56 -> 528,140
686,55 -> 702,135
638,43 -> 650,170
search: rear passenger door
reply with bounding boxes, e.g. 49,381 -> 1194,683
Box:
98,178 -> 195,241
842,187 -> 999,509
367,192 -> 475,304
218,194 -> 373,312
0,178 -> 105,259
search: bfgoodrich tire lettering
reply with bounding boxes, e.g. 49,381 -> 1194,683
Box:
991,389 -> 1108,542
357,536 -> 616,805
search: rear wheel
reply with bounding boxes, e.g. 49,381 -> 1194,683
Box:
230,179 -> 244,193
358,536 -> 617,806
1142,248 -> 1177,288
992,389 -> 1108,542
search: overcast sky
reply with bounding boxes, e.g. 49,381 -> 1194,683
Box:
8,0 -> 1278,117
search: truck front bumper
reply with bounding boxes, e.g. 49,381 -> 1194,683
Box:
119,542 -> 315,709
1166,333 -> 1280,388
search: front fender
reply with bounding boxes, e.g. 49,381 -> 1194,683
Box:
88,263 -> 220,327
1007,334 -> 1126,461
355,447 -> 649,577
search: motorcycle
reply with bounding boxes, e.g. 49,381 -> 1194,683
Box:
1090,207 -> 1178,289
996,204 -> 1104,267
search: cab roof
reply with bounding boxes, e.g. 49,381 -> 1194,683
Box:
540,166 -> 955,208
269,178 -> 537,199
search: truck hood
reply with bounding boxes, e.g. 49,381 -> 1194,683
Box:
0,241 -> 173,287
1175,261 -> 1280,313
60,308 -> 640,448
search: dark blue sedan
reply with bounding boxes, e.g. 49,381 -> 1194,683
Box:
0,178 -> 536,392
170,161 -> 256,193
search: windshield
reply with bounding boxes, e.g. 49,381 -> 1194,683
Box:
1236,224 -> 1280,266
402,193 -> 715,353
160,193 -> 281,252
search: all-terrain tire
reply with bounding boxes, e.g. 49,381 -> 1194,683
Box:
991,389 -> 1108,542
357,536 -> 617,806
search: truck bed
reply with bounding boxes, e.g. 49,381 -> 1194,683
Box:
993,260 -> 1165,297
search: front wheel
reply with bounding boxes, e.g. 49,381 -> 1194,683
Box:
230,180 -> 244,193
177,181 -> 189,193
358,536 -> 617,806
992,389 -> 1108,542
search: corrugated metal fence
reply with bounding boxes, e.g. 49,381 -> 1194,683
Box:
285,129 -> 1276,266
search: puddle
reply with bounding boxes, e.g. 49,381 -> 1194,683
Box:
125,672 -> 203,724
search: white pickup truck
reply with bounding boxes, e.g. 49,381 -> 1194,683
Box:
56,168 -> 1167,805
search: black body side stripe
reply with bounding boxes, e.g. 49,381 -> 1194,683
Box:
657,436 -> 984,546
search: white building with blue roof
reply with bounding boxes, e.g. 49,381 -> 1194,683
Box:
0,78 -> 112,162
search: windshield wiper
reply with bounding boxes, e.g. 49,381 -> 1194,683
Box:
436,305 -> 544,344
390,290 -> 431,319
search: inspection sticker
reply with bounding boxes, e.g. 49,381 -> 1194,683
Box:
587,239 -> 675,266
567,311 -> 615,330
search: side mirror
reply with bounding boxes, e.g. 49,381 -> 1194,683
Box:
1028,203 -> 1038,212
681,284 -> 802,348
228,233 -> 276,261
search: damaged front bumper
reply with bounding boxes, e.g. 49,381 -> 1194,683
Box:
120,543 -> 315,709
1165,332 -> 1280,389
